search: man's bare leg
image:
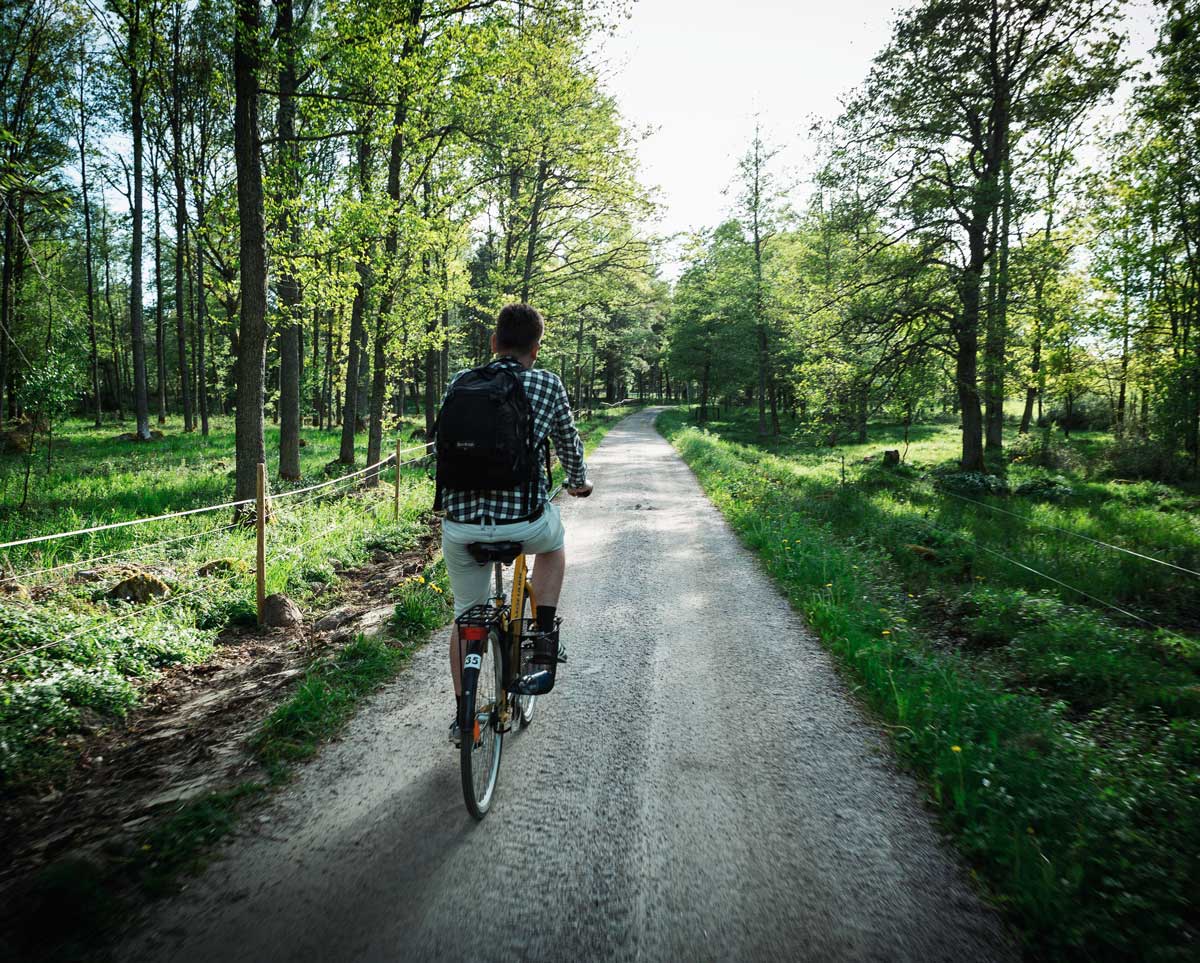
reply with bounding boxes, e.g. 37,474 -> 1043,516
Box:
451,548 -> 565,698
449,623 -> 463,696
531,547 -> 566,608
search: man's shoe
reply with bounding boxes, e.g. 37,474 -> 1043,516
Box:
514,627 -> 562,695
448,716 -> 462,748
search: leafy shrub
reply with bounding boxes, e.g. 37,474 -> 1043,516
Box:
1007,430 -> 1085,472
1014,473 -> 1074,502
932,469 -> 1010,496
1046,393 -> 1112,432
1103,438 -> 1192,482
365,524 -> 422,554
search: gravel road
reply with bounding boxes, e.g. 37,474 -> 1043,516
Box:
125,408 -> 1015,963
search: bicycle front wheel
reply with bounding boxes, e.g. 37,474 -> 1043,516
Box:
460,635 -> 504,819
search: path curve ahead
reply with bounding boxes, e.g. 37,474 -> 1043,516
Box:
127,408 -> 1014,963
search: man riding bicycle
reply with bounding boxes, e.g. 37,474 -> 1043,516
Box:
435,303 -> 592,746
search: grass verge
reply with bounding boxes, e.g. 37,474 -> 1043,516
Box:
658,410 -> 1198,961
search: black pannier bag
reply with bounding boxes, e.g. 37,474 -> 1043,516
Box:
433,362 -> 538,514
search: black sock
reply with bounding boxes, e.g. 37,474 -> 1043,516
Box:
455,694 -> 463,717
536,605 -> 557,633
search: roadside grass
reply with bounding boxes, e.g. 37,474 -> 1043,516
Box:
699,409 -> 1200,630
255,560 -> 452,771
658,408 -> 1199,961
0,462 -> 436,789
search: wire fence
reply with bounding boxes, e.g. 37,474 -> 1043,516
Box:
0,440 -> 437,671
795,447 -> 1200,643
863,463 -> 1200,580
7,421 -> 1194,672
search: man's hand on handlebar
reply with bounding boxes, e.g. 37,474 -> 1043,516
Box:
567,480 -> 594,498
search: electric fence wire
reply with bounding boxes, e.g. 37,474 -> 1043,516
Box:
0,495 -> 256,553
870,463 -> 1200,580
0,443 -> 434,554
276,491 -> 388,557
826,447 -> 1200,582
851,461 -> 1195,642
0,518 -> 244,587
2,450 -> 438,668
273,446 -> 433,523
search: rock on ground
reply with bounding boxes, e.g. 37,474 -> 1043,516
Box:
263,594 -> 303,628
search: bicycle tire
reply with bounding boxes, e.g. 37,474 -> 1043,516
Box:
460,635 -> 504,819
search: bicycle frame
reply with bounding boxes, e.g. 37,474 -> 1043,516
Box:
488,553 -> 535,730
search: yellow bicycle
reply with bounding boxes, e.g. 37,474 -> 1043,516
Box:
455,538 -> 558,819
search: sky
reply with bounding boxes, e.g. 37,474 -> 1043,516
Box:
597,0 -> 1161,270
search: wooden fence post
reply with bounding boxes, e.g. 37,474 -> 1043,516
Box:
256,462 -> 266,626
394,438 -> 401,521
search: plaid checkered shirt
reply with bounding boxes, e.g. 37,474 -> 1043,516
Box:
438,356 -> 587,523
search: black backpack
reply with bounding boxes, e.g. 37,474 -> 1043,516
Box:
433,363 -> 540,514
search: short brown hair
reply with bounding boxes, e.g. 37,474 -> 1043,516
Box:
495,303 -> 544,354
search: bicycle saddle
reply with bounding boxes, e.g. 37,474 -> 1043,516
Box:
467,541 -> 523,565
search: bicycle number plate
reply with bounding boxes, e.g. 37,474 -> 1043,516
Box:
464,653 -> 482,670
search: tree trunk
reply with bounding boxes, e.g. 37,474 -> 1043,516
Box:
194,193 -> 211,436
129,16 -> 151,442
275,0 -> 301,479
100,205 -> 124,420
152,152 -> 167,423
169,15 -> 193,432
323,307 -> 334,428
423,340 -> 437,438
0,193 -> 15,430
78,51 -> 102,427
339,137 -> 373,463
956,328 -> 985,471
520,153 -> 548,302
955,217 -> 988,470
984,159 -> 1011,452
367,322 -> 386,484
233,0 -> 269,504
1115,273 -> 1131,436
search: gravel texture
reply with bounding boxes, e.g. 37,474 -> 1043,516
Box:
124,408 -> 1016,963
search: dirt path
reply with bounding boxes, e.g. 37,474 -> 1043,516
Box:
124,409 -> 1015,962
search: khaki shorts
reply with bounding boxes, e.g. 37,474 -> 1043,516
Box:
441,503 -> 565,617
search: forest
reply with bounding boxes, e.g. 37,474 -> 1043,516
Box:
0,0 -> 1197,493
1,0 -> 1198,959
0,0 -> 665,512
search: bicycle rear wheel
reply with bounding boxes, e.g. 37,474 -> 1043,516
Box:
460,634 -> 504,819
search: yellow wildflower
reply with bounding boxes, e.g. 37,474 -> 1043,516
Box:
881,629 -> 891,636
951,745 -> 962,753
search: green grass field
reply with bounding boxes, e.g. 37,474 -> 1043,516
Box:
658,407 -> 1199,961
0,406 -> 636,790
